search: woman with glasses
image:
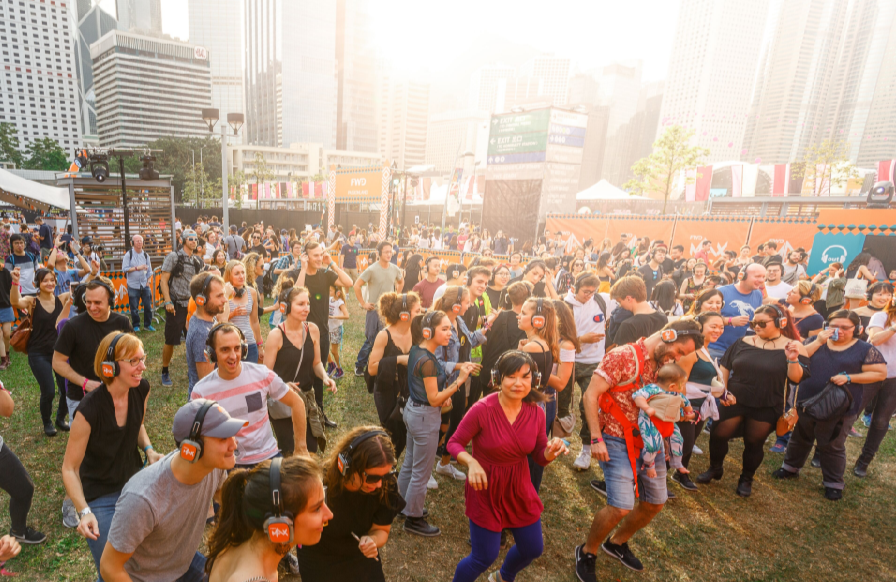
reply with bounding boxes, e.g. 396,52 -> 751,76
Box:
223,259 -> 262,363
297,426 -> 405,581
61,332 -> 161,580
697,305 -> 807,497
485,265 -> 511,309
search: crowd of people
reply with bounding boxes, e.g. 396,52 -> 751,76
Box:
0,212 -> 894,582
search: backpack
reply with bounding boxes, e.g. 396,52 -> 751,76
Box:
126,249 -> 148,268
262,267 -> 274,296
169,251 -> 202,281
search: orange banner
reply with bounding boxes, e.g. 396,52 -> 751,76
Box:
333,166 -> 386,200
329,249 -> 529,275
671,217 -> 752,261
547,215 -> 675,252
746,219 -> 818,259
817,209 -> 896,234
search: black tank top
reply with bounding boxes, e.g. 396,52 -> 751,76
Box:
272,323 -> 315,392
377,329 -> 409,398
30,296 -> 62,355
528,342 -> 553,391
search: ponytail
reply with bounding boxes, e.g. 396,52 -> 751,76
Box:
205,469 -> 252,574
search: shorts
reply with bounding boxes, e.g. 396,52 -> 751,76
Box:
164,302 -> 189,346
597,435 -> 668,511
329,327 -> 343,346
0,307 -> 14,324
716,400 -> 779,425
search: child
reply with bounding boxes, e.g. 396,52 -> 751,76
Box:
266,275 -> 295,328
633,363 -> 695,478
327,285 -> 349,379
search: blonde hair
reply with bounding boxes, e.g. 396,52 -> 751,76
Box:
223,260 -> 243,285
241,253 -> 262,290
93,332 -> 143,385
796,280 -> 822,303
272,275 -> 295,302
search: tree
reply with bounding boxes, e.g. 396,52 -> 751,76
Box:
624,125 -> 710,214
0,123 -> 23,168
23,137 -> 69,170
790,139 -> 859,196
182,161 -> 221,207
230,169 -> 248,210
250,151 -> 274,210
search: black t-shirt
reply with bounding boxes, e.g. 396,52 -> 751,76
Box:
661,258 -> 675,274
290,268 -> 339,332
613,310 -> 668,346
297,486 -> 405,580
721,340 -> 808,409
0,268 -> 11,308
506,275 -> 546,307
340,243 -> 359,269
54,311 -> 133,400
636,263 -> 664,299
77,379 -> 149,502
481,310 -> 526,377
38,224 -> 52,249
248,244 -> 267,258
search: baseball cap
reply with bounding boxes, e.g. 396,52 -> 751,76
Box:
183,229 -> 198,240
172,399 -> 247,442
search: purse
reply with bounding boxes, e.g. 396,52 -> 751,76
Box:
798,380 -> 853,422
10,309 -> 33,354
776,379 -> 799,436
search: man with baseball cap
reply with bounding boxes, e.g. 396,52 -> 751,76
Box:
100,399 -> 246,582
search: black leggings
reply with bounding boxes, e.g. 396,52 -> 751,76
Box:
0,443 -> 34,534
28,352 -> 68,425
677,397 -> 706,470
708,404 -> 777,479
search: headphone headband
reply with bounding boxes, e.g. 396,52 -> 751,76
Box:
270,457 -> 283,517
105,332 -> 125,362
189,400 -> 216,442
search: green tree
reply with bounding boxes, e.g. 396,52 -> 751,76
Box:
250,151 -> 274,210
23,137 -> 68,170
624,125 -> 710,214
790,139 -> 859,196
0,123 -> 23,168
230,168 -> 248,210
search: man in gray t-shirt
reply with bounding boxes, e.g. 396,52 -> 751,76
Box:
352,241 -> 403,375
101,400 -> 247,582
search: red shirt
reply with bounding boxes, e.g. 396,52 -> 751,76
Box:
412,277 -> 445,308
447,393 -> 548,531
595,339 -> 657,438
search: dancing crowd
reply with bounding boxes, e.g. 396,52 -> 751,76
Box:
0,216 -> 894,582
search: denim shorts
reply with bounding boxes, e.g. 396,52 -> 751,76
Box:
597,435 -> 668,510
0,307 -> 14,324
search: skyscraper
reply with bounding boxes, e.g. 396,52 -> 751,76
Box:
469,64 -> 516,113
514,55 -> 572,107
189,0 -> 243,143
244,0 -> 337,149
659,0 -> 770,163
115,0 -> 162,35
425,110 -> 489,174
0,0 -> 82,155
73,0 -> 119,142
336,0 -> 378,152
597,60 -> 643,186
378,69 -> 430,169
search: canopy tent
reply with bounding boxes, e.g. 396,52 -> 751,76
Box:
0,168 -> 70,212
575,179 -> 648,200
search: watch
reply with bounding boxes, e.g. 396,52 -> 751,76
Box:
79,507 -> 93,519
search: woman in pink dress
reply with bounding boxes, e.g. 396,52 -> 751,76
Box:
448,350 -> 569,582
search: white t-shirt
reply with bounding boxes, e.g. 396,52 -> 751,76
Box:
764,281 -> 793,299
328,298 -> 345,332
868,312 -> 896,377
191,362 -> 289,466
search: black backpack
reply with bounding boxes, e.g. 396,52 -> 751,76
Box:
262,267 -> 274,296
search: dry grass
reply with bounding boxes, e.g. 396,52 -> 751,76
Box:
1,293 -> 894,581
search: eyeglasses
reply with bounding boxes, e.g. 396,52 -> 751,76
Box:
361,470 -> 396,484
826,324 -> 855,331
749,320 -> 772,329
122,356 -> 147,366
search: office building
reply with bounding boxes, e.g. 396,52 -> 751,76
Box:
244,0 -> 337,148
378,69 -> 430,169
91,30 -> 211,148
229,142 -> 380,180
597,61 -> 643,186
0,0 -> 82,154
469,64 -> 516,113
425,110 -> 489,174
73,0 -> 118,142
323,148 -> 381,169
116,0 -> 161,35
513,55 -> 572,107
189,0 -> 243,144
336,0 -> 378,152
659,0 -> 769,163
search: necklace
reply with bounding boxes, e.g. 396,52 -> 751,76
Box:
762,335 -> 783,348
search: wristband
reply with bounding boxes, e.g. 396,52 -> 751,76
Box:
257,341 -> 263,347
82,377 -> 89,391
143,445 -> 154,454
787,360 -> 800,364
591,436 -> 604,444
844,373 -> 852,383
727,317 -> 732,325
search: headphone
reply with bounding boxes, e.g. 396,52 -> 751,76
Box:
205,322 -> 249,363
450,287 -> 463,314
800,283 -> 818,305
490,351 -> 542,389
421,310 -> 438,340
399,293 -> 410,321
660,327 -> 703,344
531,297 -> 545,329
87,279 -> 116,302
195,274 -> 214,307
101,333 -> 126,378
336,430 -> 388,477
737,262 -> 762,282
179,399 -> 216,463
766,303 -> 788,328
262,458 -> 295,545
234,286 -> 247,298
33,267 -> 52,288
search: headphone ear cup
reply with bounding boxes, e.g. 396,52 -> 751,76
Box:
452,304 -> 461,314
490,368 -> 500,387
101,361 -> 119,378
205,345 -> 217,363
532,315 -> 545,329
241,341 -> 249,360
196,294 -> 206,306
179,438 -> 202,463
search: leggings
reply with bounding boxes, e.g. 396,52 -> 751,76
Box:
0,443 -> 34,534
858,378 -> 896,466
707,403 -> 777,480
28,352 -> 68,425
677,397 -> 706,470
452,519 -> 544,582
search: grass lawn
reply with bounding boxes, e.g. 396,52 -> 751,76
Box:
0,293 -> 894,581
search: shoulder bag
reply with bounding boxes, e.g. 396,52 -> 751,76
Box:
776,378 -> 799,436
798,379 -> 853,422
10,306 -> 33,353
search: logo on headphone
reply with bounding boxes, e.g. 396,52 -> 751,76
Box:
180,442 -> 198,461
661,329 -> 678,342
267,524 -> 291,544
101,363 -> 116,378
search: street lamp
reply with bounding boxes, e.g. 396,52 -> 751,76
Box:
201,108 -> 244,231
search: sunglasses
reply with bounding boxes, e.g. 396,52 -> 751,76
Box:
748,320 -> 773,329
361,470 -> 396,484
185,237 -> 197,242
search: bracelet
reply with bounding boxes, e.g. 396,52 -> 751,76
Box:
727,317 -> 732,325
143,445 -> 154,454
844,373 -> 852,383
591,436 -> 604,444
787,360 -> 800,364
82,377 -> 89,390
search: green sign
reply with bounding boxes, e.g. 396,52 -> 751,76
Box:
488,132 -> 549,156
489,109 -> 551,136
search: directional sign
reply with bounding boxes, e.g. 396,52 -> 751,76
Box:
488,133 -> 549,156
489,109 -> 551,136
549,123 -> 587,138
547,134 -> 585,148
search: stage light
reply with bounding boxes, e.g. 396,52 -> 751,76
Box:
89,152 -> 109,182
139,154 -> 159,181
867,180 -> 894,209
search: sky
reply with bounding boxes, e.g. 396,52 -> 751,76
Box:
100,0 -> 681,82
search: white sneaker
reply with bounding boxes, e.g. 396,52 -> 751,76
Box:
427,474 -> 438,489
573,446 -> 591,471
692,445 -> 704,455
435,461 -> 466,480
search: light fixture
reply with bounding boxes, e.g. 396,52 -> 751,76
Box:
139,154 -> 159,181
227,112 -> 244,134
89,152 -> 109,182
202,108 -> 220,132
867,181 -> 894,209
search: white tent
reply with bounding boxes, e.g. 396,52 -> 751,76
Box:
576,179 -> 649,200
0,168 -> 70,212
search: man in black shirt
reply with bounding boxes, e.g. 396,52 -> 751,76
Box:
636,246 -> 665,299
664,245 -> 686,274
291,241 -> 352,426
505,260 -> 557,306
610,275 -> 667,347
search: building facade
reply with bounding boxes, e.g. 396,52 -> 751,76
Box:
73,0 -> 118,143
468,64 -> 516,114
229,142 -> 381,180
0,0 -> 82,157
336,0 -> 377,153
513,55 -> 572,107
90,30 -> 211,148
425,110 -> 489,174
378,69 -> 430,169
115,0 -> 161,35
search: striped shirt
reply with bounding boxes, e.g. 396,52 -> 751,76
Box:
190,362 -> 289,465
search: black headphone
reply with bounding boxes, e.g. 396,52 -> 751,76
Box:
531,297 -> 545,329
767,303 -> 788,328
234,286 -> 247,298
800,283 -> 818,305
336,430 -> 388,477
205,322 -> 249,363
421,310 -> 438,340
87,279 -> 116,302
490,350 -> 542,389
399,293 -> 410,322
179,399 -> 216,463
281,287 -> 303,317
195,274 -> 214,307
101,333 -> 126,378
262,458 -> 295,544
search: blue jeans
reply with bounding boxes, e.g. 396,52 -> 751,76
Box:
86,491 -> 121,582
245,342 -> 259,364
452,519 -> 544,582
598,435 -> 668,510
528,388 -> 556,492
175,552 -> 208,582
128,286 -> 153,329
354,309 -> 382,372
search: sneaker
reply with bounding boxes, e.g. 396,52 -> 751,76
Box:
589,479 -> 607,497
601,538 -> 644,572
771,467 -> 798,480
435,461 -> 466,480
10,527 -> 46,545
161,371 -> 173,386
326,362 -> 336,375
573,446 -> 591,471
55,420 -> 70,432
769,442 -> 787,454
824,486 -> 842,501
43,422 -> 57,437
133,326 -> 140,333
145,325 -> 156,332
61,499 -> 79,529
396,508 -> 428,520
671,471 -> 698,491
810,455 -> 821,468
488,572 -> 505,582
862,413 -> 872,428
281,552 -> 299,574
403,516 -> 440,537
354,367 -> 365,377
332,367 -> 345,380
692,445 -> 703,455
574,543 -> 598,582
426,474 -> 438,490
854,460 -> 869,478
848,427 -> 864,438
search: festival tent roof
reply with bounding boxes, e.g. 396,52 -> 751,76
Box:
0,168 -> 70,212
575,179 -> 649,200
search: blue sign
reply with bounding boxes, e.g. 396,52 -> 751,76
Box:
806,232 -> 866,275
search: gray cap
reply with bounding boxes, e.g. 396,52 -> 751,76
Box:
172,399 -> 247,442
182,229 -> 198,239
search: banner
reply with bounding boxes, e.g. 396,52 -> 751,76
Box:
746,219 -> 817,259
806,232 -> 866,275
334,166 -> 388,201
670,217 -> 752,260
